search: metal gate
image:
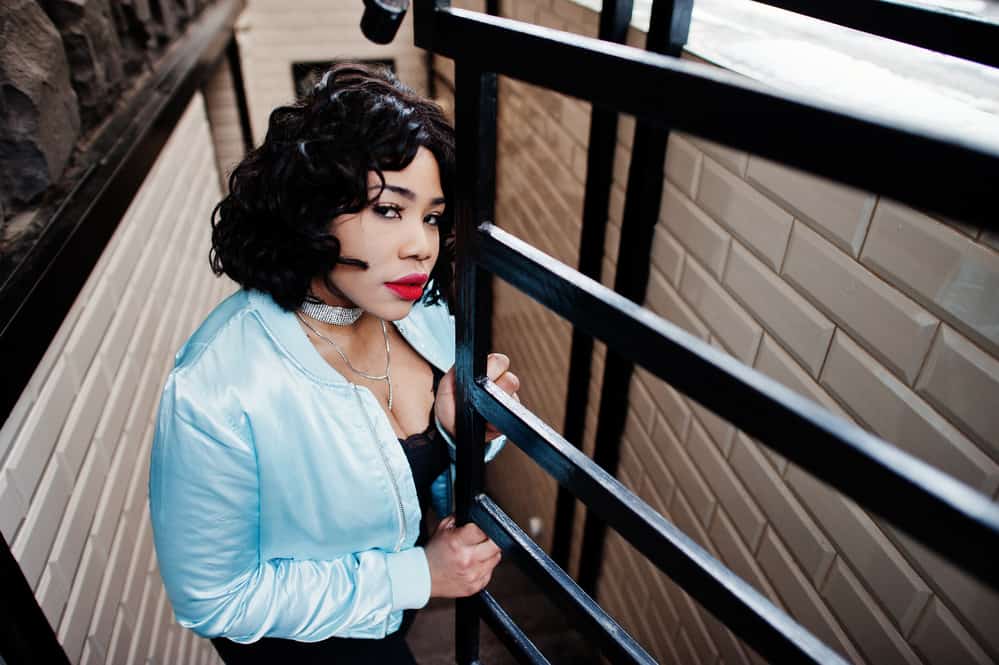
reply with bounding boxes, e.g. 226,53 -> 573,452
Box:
378,0 -> 999,663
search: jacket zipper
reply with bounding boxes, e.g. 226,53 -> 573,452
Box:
353,385 -> 407,552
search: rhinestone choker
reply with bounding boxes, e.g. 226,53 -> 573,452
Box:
300,299 -> 363,326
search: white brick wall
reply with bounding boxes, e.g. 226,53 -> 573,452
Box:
445,1 -> 999,664
236,0 -> 430,146
0,94 -> 231,664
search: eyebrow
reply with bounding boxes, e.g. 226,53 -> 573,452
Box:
370,184 -> 446,206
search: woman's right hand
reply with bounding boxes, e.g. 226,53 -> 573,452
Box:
424,515 -> 502,598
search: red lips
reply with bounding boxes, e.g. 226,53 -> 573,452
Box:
385,273 -> 428,301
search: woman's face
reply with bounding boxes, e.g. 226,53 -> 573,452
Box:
314,146 -> 444,321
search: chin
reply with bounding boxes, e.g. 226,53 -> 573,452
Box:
375,300 -> 418,322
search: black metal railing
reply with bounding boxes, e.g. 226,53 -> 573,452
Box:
396,0 -> 999,663
746,0 -> 999,70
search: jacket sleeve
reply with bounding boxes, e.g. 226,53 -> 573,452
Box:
148,375 -> 430,643
430,416 -> 507,517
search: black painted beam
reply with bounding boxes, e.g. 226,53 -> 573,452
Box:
472,496 -> 656,665
472,489 -> 844,664
475,591 -> 554,665
578,0 -> 691,596
751,0 -> 999,69
471,222 -> 999,592
552,0 -> 634,571
0,536 -> 71,665
453,59 -> 499,665
424,7 -> 999,229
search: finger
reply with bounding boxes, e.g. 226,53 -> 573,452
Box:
495,371 -> 520,395
472,538 -> 501,561
485,353 -> 511,382
455,523 -> 489,545
436,515 -> 456,533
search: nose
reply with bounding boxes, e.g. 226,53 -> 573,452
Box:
399,213 -> 435,261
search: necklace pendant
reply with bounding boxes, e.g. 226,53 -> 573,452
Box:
296,313 -> 393,411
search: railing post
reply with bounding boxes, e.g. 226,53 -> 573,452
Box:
578,0 -> 692,595
1,535 -> 72,665
453,59 -> 498,665
552,0 -> 635,572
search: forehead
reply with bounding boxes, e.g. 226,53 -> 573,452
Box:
368,147 -> 444,199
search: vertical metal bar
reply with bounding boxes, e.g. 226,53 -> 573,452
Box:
1,536 -> 72,665
413,0 -> 449,50
551,0 -> 635,571
225,35 -> 254,156
577,0 -> 692,595
453,59 -> 498,665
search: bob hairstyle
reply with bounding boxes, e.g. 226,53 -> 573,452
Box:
210,63 -> 455,311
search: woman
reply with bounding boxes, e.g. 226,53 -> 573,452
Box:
148,63 -> 519,664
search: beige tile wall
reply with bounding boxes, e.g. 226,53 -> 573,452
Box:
0,94 -> 233,664
235,0 -> 430,146
437,0 -> 999,663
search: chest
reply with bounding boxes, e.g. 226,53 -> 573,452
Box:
307,324 -> 439,438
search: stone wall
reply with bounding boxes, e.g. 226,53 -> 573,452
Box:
0,0 -> 214,223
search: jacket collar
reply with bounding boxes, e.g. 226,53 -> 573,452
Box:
247,290 -> 451,385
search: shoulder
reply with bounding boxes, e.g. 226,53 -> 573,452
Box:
163,289 -> 281,432
174,289 -> 257,368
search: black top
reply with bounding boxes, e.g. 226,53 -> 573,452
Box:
397,366 -> 450,516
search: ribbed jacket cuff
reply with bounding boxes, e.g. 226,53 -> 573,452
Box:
386,547 -> 431,611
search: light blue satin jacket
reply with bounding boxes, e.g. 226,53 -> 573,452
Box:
148,289 -> 504,643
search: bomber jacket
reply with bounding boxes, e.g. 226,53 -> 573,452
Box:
148,289 -> 504,643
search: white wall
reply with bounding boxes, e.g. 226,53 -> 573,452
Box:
236,0 -> 430,145
0,93 -> 233,665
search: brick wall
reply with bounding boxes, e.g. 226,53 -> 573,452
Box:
235,0 -> 430,146
437,1 -> 999,663
0,94 -> 232,665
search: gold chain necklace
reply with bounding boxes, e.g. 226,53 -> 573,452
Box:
296,312 -> 393,410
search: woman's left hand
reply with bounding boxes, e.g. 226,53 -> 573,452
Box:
435,352 -> 520,441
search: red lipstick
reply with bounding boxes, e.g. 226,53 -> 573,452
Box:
385,273 -> 428,301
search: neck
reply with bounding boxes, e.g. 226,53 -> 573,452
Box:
304,310 -> 383,355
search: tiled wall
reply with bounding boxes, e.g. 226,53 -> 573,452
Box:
438,1 -> 999,663
235,0 -> 430,146
0,93 -> 233,664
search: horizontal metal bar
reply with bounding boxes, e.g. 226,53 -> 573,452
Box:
471,387 -> 849,665
427,7 -> 999,230
471,222 -> 999,591
750,0 -> 999,69
474,591 -> 553,665
470,496 -> 657,665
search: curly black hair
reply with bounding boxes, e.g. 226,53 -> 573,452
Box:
210,63 -> 455,311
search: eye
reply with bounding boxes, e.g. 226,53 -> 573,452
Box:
424,212 -> 444,227
372,203 -> 402,219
